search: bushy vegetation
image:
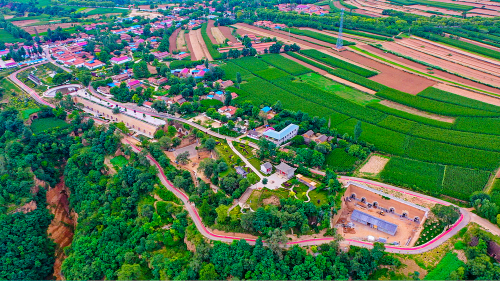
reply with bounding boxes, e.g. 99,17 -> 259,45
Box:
201,23 -> 222,59
301,49 -> 378,77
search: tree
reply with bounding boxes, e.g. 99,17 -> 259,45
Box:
290,43 -> 300,52
247,173 -> 259,185
474,199 -> 499,222
269,43 -> 282,53
112,106 -> 120,114
431,204 -> 460,226
205,138 -> 216,151
236,72 -> 242,85
76,71 -> 92,86
224,92 -> 232,106
199,263 -> 218,280
159,136 -> 172,149
112,64 -> 120,75
262,178 -> 268,185
116,264 -> 145,280
133,61 -> 150,78
267,228 -> 287,259
273,100 -> 282,112
152,100 -> 167,113
176,151 -> 190,165
167,125 -> 177,137
354,120 -> 362,141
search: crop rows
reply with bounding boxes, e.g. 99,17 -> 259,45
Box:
442,166 -> 490,201
429,34 -> 500,61
410,0 -> 474,11
380,157 -> 445,193
380,157 -> 490,200
418,87 -> 500,113
260,54 -> 311,75
301,49 -> 378,77
377,88 -> 500,117
287,28 -> 355,46
231,57 -> 270,72
453,117 -> 500,136
221,61 -> 255,81
344,29 -> 394,41
255,68 -> 291,81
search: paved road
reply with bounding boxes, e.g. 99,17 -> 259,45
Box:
228,140 -> 263,178
124,138 -> 480,254
9,62 -> 55,108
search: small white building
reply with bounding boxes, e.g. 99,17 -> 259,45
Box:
262,124 -> 299,145
261,162 -> 272,175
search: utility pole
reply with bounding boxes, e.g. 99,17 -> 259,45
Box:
336,8 -> 345,50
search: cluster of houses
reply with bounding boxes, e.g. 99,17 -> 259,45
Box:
253,21 -> 287,30
0,43 -> 46,69
276,4 -> 329,15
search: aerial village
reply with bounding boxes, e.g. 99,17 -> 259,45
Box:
2,0 -> 500,279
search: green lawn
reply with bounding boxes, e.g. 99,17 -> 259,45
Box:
215,142 -> 242,176
110,155 -> 128,168
22,108 -> 41,120
0,29 -> 25,43
248,188 -> 290,210
309,188 -> 329,206
30,117 -> 69,133
233,142 -> 261,171
298,72 -> 378,105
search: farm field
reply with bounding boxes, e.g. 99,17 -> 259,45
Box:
226,54 -> 500,199
0,29 -> 25,43
205,20 -> 219,45
83,8 -> 125,16
325,149 -> 358,172
361,44 -> 500,95
218,26 -> 237,42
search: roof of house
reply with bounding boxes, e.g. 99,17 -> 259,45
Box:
261,106 -> 272,112
262,162 -> 272,169
304,130 -> 314,137
111,56 -> 130,62
275,162 -> 296,173
351,209 -> 398,236
263,124 -> 298,141
248,130 -> 260,137
236,166 -> 248,175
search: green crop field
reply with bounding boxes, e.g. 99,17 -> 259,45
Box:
30,117 -> 70,133
0,29 -> 25,43
220,61 -> 255,81
441,166 -> 490,201
84,8 -> 126,16
429,34 -> 500,61
254,67 -> 290,80
110,155 -> 128,168
380,157 -> 445,193
453,117 -> 500,136
418,87 -> 500,113
260,54 -> 311,76
228,54 -> 500,200
325,149 -> 358,172
424,252 -> 465,280
298,73 -> 378,105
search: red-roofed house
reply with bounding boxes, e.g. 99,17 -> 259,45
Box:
218,106 -> 237,117
84,60 -> 105,70
110,56 -> 132,65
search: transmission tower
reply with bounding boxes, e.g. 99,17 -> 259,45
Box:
336,8 -> 345,50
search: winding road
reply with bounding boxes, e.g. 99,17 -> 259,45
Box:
8,63 -> 500,254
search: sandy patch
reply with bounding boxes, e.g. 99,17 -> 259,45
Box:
211,27 -> 226,44
3,15 -> 14,19
12,19 -> 40,27
434,84 -> 500,107
23,22 -> 76,34
358,154 -> 390,175
380,100 -> 456,123
128,9 -> 161,19
263,195 -> 280,206
176,29 -> 187,52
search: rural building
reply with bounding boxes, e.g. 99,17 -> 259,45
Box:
345,181 -> 429,223
218,106 -> 237,117
247,130 -> 261,140
263,123 -> 299,145
236,166 -> 248,178
84,60 -> 105,70
110,56 -> 132,65
351,210 -> 398,236
71,90 -> 165,137
275,162 -> 296,179
296,174 -> 317,189
261,162 -> 272,174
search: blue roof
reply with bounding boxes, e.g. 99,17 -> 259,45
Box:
107,82 -> 117,87
215,91 -> 223,95
261,106 -> 271,112
207,95 -> 214,98
263,124 -> 298,141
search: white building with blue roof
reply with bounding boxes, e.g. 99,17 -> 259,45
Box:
263,124 -> 299,145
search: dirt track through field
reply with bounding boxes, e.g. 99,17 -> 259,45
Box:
206,20 -> 218,45
380,100 -> 455,123
361,44 -> 500,95
281,53 -> 377,94
219,26 -> 237,42
300,27 -> 380,44
211,27 -> 226,44
340,49 -> 436,94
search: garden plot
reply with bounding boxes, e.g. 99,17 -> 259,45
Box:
358,154 -> 390,176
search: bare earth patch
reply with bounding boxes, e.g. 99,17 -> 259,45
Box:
12,19 -> 40,27
211,27 -> 226,44
434,84 -> 500,107
380,99 -> 456,123
176,29 -> 187,52
263,195 -> 280,206
358,154 -> 390,175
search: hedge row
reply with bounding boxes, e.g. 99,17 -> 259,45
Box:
200,23 -> 222,60
429,34 -> 500,61
417,87 -> 500,113
260,54 -> 312,76
301,49 -> 378,77
377,88 -> 500,117
287,28 -> 355,46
